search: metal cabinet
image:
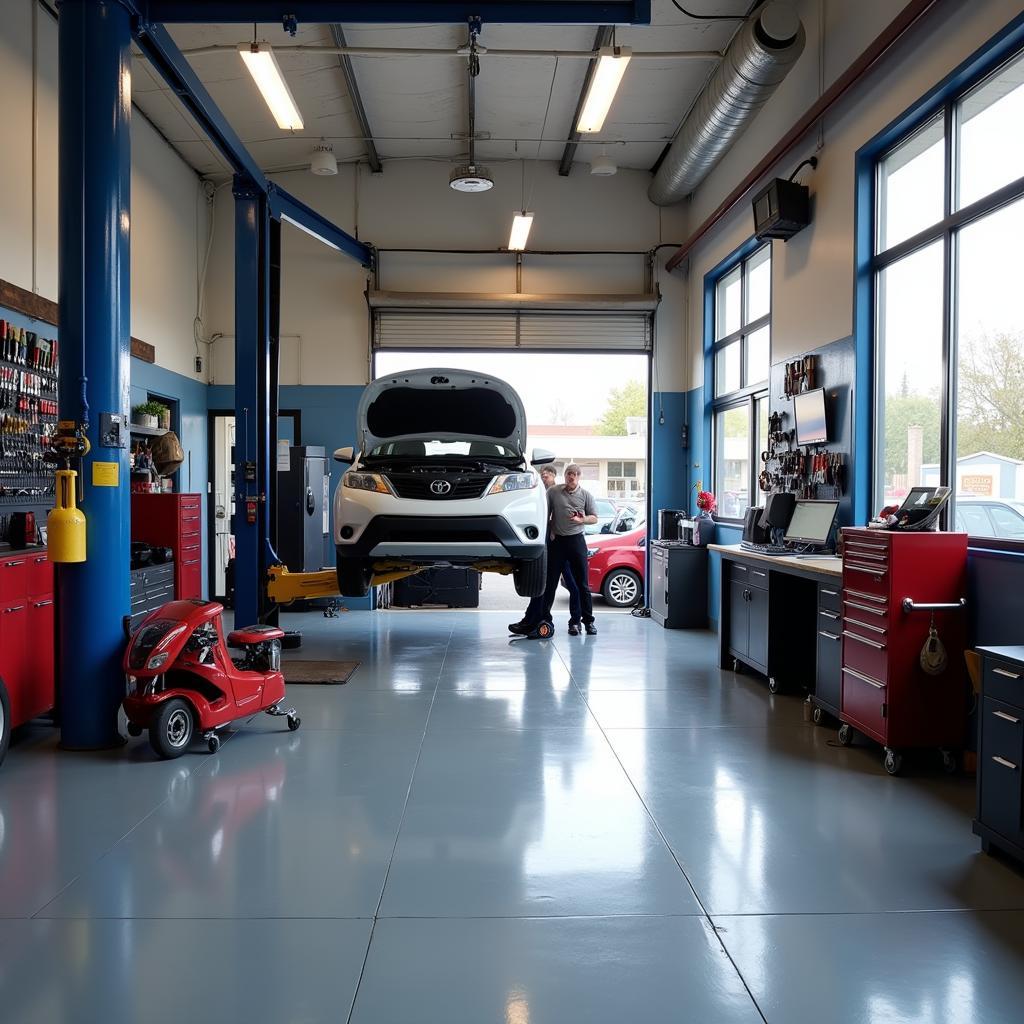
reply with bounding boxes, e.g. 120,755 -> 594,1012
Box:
974,647 -> 1024,865
813,582 -> 843,721
726,561 -> 768,674
650,542 -> 707,629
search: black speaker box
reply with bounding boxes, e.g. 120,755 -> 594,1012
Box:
752,178 -> 810,241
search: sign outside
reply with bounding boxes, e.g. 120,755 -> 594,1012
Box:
960,474 -> 994,496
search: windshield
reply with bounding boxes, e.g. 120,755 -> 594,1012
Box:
127,618 -> 177,670
367,440 -> 518,460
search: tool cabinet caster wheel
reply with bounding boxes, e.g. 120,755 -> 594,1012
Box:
812,705 -> 824,726
884,749 -> 903,776
207,733 -> 221,754
127,722 -> 143,737
732,658 -> 740,673
767,676 -> 779,694
837,723 -> 853,747
287,713 -> 301,732
941,749 -> 958,775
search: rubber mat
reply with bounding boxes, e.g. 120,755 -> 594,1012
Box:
282,660 -> 359,685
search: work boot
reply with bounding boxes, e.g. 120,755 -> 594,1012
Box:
584,622 -> 598,636
508,620 -> 528,635
568,623 -> 580,636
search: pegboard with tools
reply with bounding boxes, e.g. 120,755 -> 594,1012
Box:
0,318 -> 60,525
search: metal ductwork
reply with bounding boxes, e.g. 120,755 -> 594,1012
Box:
648,2 -> 806,206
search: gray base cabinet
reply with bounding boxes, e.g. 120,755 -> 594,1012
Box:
650,542 -> 707,629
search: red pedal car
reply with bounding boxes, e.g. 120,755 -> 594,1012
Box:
123,599 -> 300,759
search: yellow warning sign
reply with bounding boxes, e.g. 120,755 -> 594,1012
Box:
92,461 -> 119,487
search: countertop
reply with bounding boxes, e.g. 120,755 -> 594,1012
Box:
708,543 -> 843,579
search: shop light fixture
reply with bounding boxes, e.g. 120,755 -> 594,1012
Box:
507,212 -> 534,251
238,43 -> 304,131
576,46 -> 632,133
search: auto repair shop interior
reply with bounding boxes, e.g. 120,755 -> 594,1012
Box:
2,1 -> 1024,1020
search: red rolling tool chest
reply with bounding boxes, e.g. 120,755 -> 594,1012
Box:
0,550 -> 55,749
131,493 -> 203,600
837,528 -> 969,774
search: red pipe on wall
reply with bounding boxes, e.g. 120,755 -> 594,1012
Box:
665,0 -> 943,273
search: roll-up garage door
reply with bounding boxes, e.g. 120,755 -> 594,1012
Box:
368,291 -> 657,352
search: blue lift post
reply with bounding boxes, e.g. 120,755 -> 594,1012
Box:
56,0 -> 132,749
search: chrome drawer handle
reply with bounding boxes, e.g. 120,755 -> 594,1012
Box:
843,667 -> 885,689
843,600 -> 886,616
992,756 -> 1018,770
845,618 -> 886,635
994,710 -> 1021,725
818,630 -> 840,641
846,564 -> 886,576
820,610 -> 840,620
843,631 -> 886,650
733,565 -> 748,572
3,560 -> 26,567
821,588 -> 838,596
752,570 -> 767,578
845,589 -> 886,604
993,668 -> 1022,680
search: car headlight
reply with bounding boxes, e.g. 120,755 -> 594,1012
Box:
488,472 -> 538,494
146,652 -> 170,670
587,548 -> 599,558
344,472 -> 393,494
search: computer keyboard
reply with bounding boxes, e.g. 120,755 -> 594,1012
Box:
740,541 -> 792,556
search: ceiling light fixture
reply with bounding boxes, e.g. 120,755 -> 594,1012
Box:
507,212 -> 534,251
310,141 -> 337,176
576,45 -> 632,133
590,153 -> 617,176
238,42 -> 304,131
449,163 -> 494,192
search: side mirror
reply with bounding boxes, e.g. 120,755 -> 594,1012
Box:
530,447 -> 555,466
638,537 -> 647,548
333,446 -> 355,464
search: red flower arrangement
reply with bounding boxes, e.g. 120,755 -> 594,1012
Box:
694,487 -> 716,515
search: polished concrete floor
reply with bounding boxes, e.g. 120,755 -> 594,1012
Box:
3,610 -> 1024,1022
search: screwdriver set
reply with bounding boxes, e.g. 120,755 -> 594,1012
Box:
0,319 -> 60,514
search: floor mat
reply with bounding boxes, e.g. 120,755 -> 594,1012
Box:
283,660 -> 359,685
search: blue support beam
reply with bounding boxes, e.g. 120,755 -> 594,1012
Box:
143,2 -> 651,24
268,185 -> 375,268
56,0 -> 132,749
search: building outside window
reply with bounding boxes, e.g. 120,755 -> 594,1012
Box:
711,244 -> 771,520
873,46 -> 1024,540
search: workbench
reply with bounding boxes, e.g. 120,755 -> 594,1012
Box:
709,544 -> 842,713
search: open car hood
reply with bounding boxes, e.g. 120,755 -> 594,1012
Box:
357,368 -> 527,454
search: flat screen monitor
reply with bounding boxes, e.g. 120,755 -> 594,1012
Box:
784,499 -> 839,546
793,388 -> 828,446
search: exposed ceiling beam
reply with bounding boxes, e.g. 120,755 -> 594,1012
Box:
329,24 -> 382,174
558,25 -> 614,177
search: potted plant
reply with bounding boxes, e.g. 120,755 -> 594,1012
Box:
691,481 -> 717,547
157,404 -> 171,430
132,401 -> 166,429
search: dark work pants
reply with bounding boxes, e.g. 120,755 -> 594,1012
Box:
535,533 -> 593,625
524,566 -> 581,623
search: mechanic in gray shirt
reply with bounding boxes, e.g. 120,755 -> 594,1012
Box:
529,463 -> 598,635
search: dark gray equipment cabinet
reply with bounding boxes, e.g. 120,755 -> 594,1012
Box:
726,561 -> 769,672
650,542 -> 707,628
812,582 -> 843,720
277,445 -> 329,572
974,646 -> 1024,866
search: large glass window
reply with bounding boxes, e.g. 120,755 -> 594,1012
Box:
711,244 -> 771,519
873,46 -> 1024,543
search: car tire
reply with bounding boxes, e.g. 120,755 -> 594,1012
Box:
0,677 -> 11,767
601,568 -> 642,608
336,556 -> 372,597
149,697 -> 195,760
513,550 -> 547,597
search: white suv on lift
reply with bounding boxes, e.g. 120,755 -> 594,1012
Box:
332,368 -> 553,597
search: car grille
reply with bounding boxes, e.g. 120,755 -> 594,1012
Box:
386,472 -> 493,500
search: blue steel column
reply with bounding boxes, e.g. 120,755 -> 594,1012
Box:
233,178 -> 272,628
56,0 -> 132,748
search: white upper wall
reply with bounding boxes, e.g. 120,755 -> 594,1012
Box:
204,159 -> 689,390
0,0 -> 207,381
684,0 -> 1024,383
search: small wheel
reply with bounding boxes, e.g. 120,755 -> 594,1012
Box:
768,676 -> 779,694
287,713 -> 301,732
884,749 -> 903,776
941,749 -> 958,775
149,698 -> 194,760
127,722 -> 143,737
837,723 -> 853,747
207,733 -> 222,754
732,658 -> 740,672
812,705 -> 824,726
537,622 -> 554,639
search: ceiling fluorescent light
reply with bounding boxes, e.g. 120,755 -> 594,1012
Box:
576,46 -> 632,134
238,43 -> 304,131
508,212 -> 534,252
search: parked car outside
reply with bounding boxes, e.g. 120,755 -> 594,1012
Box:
954,497 -> 1024,540
587,522 -> 646,608
584,497 -> 620,535
333,368 -> 552,597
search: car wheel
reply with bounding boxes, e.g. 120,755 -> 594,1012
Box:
336,556 -> 372,597
149,698 -> 195,760
513,550 -> 547,597
602,569 -> 641,608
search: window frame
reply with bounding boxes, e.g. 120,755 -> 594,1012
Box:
870,44 -> 1024,545
708,242 -> 771,523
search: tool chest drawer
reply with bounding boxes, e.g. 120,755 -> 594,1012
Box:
983,656 -> 1024,708
818,583 -> 841,614
132,493 -> 203,601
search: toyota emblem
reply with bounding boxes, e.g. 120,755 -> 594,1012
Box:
430,479 -> 452,495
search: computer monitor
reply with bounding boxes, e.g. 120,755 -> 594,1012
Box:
794,388 -> 828,446
784,499 -> 839,547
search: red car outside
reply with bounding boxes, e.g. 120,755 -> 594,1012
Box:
586,523 -> 646,608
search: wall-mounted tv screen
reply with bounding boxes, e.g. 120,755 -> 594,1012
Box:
794,387 -> 828,446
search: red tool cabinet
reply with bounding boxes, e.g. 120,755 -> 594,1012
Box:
131,493 -> 203,600
0,550 -> 55,745
838,528 -> 969,774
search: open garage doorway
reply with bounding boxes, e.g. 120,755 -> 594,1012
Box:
373,351 -> 651,613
